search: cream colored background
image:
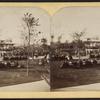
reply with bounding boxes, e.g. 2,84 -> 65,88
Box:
0,2 -> 100,98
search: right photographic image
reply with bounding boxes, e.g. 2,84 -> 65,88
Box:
50,7 -> 100,91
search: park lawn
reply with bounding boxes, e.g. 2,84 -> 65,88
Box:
0,64 -> 48,87
51,61 -> 100,89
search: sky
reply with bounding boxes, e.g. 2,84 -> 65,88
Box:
1,7 -> 100,45
52,7 -> 100,43
0,7 -> 51,46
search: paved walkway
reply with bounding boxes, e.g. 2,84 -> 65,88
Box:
0,80 -> 50,92
1,80 -> 100,92
54,83 -> 100,91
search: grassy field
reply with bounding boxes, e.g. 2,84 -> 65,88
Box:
51,61 -> 100,89
0,60 -> 49,87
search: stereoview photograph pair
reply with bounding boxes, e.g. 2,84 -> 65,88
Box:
0,6 -> 99,92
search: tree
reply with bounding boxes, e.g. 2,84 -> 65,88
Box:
72,31 -> 85,42
50,35 -> 54,44
71,29 -> 86,59
22,12 -> 40,76
41,38 -> 47,45
22,12 -> 40,45
57,35 -> 62,43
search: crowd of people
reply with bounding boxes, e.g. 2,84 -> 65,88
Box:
50,51 -> 100,68
3,55 -> 27,60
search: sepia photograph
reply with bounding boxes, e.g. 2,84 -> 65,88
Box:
1,2 -> 100,98
0,7 -> 51,92
1,3 -> 100,95
50,7 -> 100,91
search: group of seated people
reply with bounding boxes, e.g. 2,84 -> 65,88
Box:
50,54 -> 73,61
3,55 -> 27,60
60,59 -> 98,68
50,52 -> 100,68
89,54 -> 100,59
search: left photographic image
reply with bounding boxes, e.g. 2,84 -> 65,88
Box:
0,7 -> 50,92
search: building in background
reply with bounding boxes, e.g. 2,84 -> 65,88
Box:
84,39 -> 100,55
0,40 -> 14,59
